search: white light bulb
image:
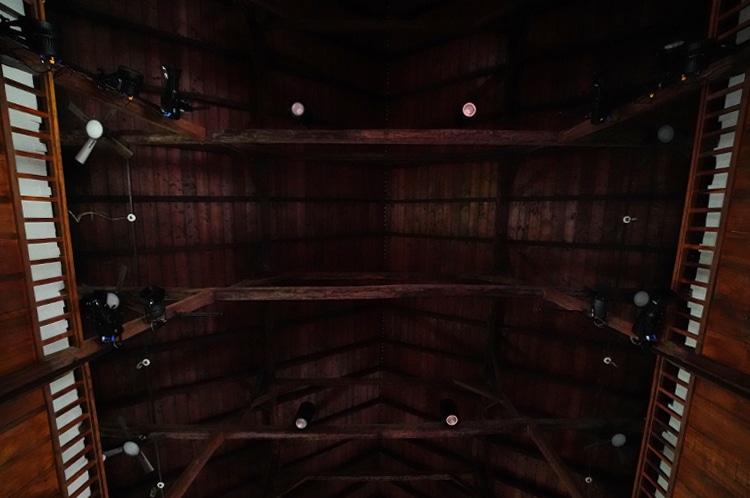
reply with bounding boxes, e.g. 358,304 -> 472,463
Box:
85,119 -> 104,139
291,102 -> 305,117
611,433 -> 627,447
657,124 -> 675,144
295,418 -> 308,430
105,292 -> 120,309
462,102 -> 476,118
634,291 -> 650,307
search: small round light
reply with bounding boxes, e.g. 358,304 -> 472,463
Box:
127,213 -> 137,222
295,417 -> 308,430
157,482 -> 165,489
634,291 -> 650,307
585,476 -> 593,484
291,102 -> 305,117
445,414 -> 458,426
611,433 -> 627,447
462,102 -> 476,118
657,124 -> 675,144
85,119 -> 104,139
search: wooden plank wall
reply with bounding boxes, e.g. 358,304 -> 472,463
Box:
0,131 -> 62,497
669,57 -> 750,498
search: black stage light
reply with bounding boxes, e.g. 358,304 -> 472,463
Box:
160,65 -> 192,119
80,291 -> 123,346
97,65 -> 144,100
0,15 -> 60,64
139,285 -> 167,326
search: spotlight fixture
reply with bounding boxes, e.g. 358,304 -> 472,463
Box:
80,290 -> 123,346
440,399 -> 459,426
632,291 -> 672,344
658,39 -> 714,85
589,284 -> 609,328
97,66 -> 144,100
295,401 -> 315,430
0,15 -> 60,65
160,65 -> 192,119
139,285 -> 167,327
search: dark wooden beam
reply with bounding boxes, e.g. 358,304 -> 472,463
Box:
166,432 -> 226,498
62,128 -> 560,147
275,366 -> 382,404
461,376 -> 586,498
275,339 -> 380,370
48,3 -> 249,61
269,377 -> 458,388
279,471 -> 473,481
145,418 -> 625,441
281,441 -> 353,470
215,283 -> 545,300
383,338 -> 484,365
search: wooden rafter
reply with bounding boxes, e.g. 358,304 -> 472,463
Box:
166,432 -> 226,498
461,382 -> 586,498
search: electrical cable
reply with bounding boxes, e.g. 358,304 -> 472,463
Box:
68,210 -> 128,223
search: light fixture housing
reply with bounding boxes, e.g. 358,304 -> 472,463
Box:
97,65 -> 144,100
295,401 -> 315,429
440,399 -> 459,426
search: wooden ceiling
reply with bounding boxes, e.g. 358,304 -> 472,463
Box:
50,0 -> 709,496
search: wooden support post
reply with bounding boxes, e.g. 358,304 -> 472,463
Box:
166,432 -> 226,498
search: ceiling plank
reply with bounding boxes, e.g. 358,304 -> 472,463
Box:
280,471 -> 473,481
142,418 -> 625,441
166,432 -> 226,498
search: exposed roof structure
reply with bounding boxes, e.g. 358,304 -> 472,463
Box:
2,1 -> 750,498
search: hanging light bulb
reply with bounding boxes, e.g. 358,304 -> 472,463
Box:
295,401 -> 315,429
440,399 -> 459,426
